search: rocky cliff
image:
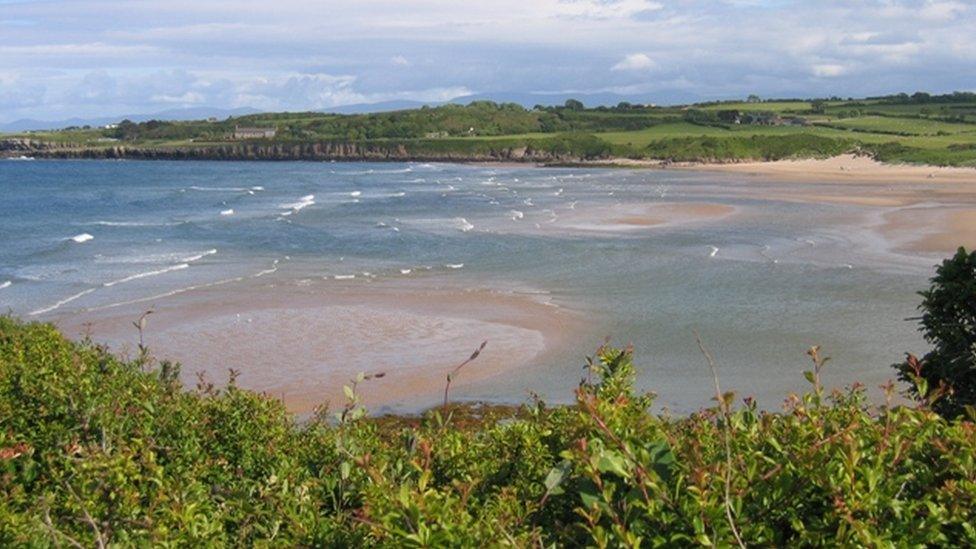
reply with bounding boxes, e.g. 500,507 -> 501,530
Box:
0,139 -> 602,163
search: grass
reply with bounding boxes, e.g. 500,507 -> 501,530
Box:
817,115 -> 976,136
6,95 -> 976,166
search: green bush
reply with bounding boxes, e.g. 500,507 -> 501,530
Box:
643,134 -> 853,162
896,248 -> 976,418
1,316 -> 974,546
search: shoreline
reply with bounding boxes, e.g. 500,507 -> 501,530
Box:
7,149 -> 976,182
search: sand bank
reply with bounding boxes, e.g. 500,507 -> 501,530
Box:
54,278 -> 579,414
673,155 -> 976,185
878,206 -> 976,255
481,201 -> 737,236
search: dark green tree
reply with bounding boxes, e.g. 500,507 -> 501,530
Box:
896,247 -> 976,418
563,98 -> 585,111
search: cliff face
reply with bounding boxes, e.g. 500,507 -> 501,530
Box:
0,139 -> 598,163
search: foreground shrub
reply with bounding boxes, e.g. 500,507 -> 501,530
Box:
1,316 -> 974,546
896,247 -> 976,419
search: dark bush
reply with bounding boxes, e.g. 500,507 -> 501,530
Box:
896,247 -> 976,418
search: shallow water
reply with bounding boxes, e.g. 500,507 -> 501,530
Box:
0,160 -> 938,411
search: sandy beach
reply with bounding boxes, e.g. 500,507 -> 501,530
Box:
678,154 -> 976,185
668,155 -> 976,255
53,277 -> 578,414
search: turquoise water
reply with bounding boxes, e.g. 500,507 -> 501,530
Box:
0,159 -> 935,410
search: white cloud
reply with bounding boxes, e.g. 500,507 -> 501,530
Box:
0,0 -> 974,120
811,64 -> 848,78
612,53 -> 657,72
554,0 -> 663,19
919,1 -> 967,21
151,91 -> 205,104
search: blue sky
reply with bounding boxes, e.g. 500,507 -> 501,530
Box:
0,0 -> 974,121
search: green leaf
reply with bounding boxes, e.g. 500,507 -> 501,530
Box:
544,460 -> 571,496
597,452 -> 630,478
579,485 -> 602,509
343,385 -> 355,401
647,439 -> 676,483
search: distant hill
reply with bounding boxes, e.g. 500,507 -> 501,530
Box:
448,90 -> 706,109
0,107 -> 262,133
1,92 -> 707,133
321,100 -> 440,114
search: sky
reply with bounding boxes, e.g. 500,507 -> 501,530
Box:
1,0 -> 974,121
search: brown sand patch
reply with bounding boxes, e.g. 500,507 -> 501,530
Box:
880,207 -> 976,254
53,279 -> 579,414
559,202 -> 736,233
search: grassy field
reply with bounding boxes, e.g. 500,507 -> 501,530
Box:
5,93 -> 976,166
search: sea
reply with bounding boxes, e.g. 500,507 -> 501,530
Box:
0,159 -> 937,410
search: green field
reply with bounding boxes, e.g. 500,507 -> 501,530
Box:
5,92 -> 976,166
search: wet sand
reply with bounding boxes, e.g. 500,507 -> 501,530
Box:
485,201 -> 738,236
564,202 -> 736,233
53,277 -> 578,414
879,206 -> 976,255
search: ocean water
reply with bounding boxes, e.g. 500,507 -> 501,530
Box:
0,159 -> 937,410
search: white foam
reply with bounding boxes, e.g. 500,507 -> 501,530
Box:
708,246 -> 720,258
350,191 -> 362,197
30,288 -> 97,316
281,194 -> 315,213
333,274 -> 356,280
0,281 -> 11,290
400,269 -> 412,275
510,210 -> 524,221
523,198 -> 534,206
182,249 -> 217,263
253,259 -> 280,278
103,263 -> 189,287
220,209 -> 235,216
445,263 -> 465,269
188,186 -> 252,192
84,220 -> 179,227
251,186 -> 265,191
69,233 -> 94,243
89,276 -> 245,312
454,217 -> 475,232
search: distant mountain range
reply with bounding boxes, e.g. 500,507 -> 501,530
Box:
326,90 -> 706,114
2,91 -> 707,132
0,107 -> 262,133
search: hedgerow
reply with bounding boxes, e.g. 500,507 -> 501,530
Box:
2,315 -> 974,547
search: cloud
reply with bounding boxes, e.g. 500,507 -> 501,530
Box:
810,64 -> 848,78
555,0 -> 663,19
612,53 -> 657,72
0,0 -> 974,120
